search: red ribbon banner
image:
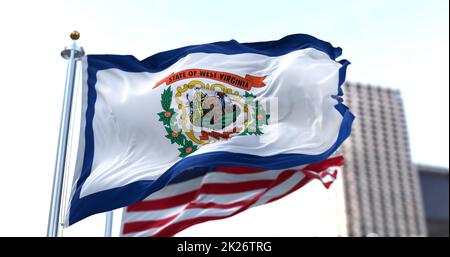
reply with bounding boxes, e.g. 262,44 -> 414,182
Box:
153,69 -> 266,91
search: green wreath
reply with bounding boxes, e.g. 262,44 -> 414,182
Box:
157,86 -> 270,157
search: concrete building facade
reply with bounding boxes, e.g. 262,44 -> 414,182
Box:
340,83 -> 427,236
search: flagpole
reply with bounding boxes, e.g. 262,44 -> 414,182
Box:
47,31 -> 85,237
104,211 -> 114,237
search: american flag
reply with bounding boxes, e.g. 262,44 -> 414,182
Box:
120,156 -> 343,237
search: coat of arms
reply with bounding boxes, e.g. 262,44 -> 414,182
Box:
156,69 -> 270,157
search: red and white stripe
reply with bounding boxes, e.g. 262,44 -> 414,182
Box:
120,156 -> 344,237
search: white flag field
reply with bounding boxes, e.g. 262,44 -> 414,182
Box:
64,34 -> 354,236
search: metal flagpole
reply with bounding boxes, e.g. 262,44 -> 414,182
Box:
47,31 -> 85,237
104,211 -> 114,237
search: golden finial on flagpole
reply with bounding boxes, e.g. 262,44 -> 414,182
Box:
70,31 -> 80,40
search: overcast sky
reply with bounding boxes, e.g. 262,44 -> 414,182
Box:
0,0 -> 448,236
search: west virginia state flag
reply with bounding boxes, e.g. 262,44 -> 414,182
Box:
65,34 -> 354,235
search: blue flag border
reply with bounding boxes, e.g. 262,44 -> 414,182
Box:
67,34 -> 355,226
